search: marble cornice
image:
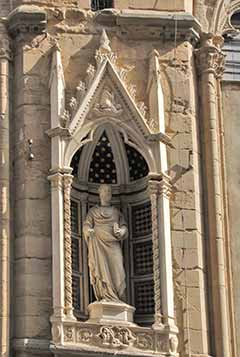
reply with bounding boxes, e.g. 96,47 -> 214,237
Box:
7,5 -> 47,38
95,9 -> 201,45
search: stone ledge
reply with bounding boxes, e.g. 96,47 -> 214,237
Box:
94,9 -> 201,43
7,5 -> 47,37
13,338 -> 51,355
51,344 -> 166,357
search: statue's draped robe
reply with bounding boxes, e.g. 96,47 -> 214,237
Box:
83,206 -> 128,301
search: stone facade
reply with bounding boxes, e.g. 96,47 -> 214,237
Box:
0,1 -> 239,357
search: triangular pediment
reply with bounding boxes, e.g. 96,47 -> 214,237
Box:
67,30 -> 152,138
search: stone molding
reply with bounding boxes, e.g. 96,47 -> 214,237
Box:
13,338 -> 51,354
7,5 -> 47,38
195,34 -> 226,78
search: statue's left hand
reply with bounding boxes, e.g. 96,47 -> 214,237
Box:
113,223 -> 124,240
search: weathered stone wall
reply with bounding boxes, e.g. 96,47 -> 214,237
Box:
164,43 -> 209,356
13,35 -> 52,342
222,81 -> 240,357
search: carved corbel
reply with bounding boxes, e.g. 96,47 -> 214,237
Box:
0,38 -> 12,61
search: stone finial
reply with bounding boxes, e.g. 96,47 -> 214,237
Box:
99,29 -> 111,53
95,29 -> 116,66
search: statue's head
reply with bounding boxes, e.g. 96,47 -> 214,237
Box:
99,184 -> 112,205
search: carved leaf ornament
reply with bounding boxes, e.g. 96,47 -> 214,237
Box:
98,326 -> 136,348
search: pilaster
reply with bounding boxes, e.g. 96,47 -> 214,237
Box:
0,24 -> 11,357
48,173 -> 65,321
195,33 -> 231,357
148,174 -> 178,345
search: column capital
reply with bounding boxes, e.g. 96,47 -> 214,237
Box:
63,174 -> 73,189
195,33 -> 225,78
148,173 -> 172,198
48,172 -> 63,189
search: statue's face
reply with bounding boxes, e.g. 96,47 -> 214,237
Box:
99,185 -> 112,204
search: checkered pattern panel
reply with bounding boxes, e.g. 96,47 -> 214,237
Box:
133,240 -> 153,275
132,202 -> 152,238
71,237 -> 79,272
125,143 -> 149,182
134,280 -> 155,315
71,148 -> 82,177
88,132 -> 117,184
72,275 -> 81,310
71,201 -> 79,234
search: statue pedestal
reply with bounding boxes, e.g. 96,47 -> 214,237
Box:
87,301 -> 136,325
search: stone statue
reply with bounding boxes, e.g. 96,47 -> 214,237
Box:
83,184 -> 128,302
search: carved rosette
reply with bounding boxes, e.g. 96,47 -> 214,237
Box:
64,326 -> 75,343
63,174 -> 74,318
195,35 -> 225,79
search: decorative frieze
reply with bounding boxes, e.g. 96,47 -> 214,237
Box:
76,328 -> 93,343
55,320 -> 177,356
135,333 -> 153,350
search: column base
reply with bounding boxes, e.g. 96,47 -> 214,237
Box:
87,300 -> 136,326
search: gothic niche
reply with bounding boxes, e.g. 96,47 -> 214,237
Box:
70,128 -> 154,326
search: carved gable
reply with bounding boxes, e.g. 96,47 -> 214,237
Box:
67,30 -> 152,138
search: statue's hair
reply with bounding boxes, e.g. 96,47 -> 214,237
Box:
98,184 -> 112,194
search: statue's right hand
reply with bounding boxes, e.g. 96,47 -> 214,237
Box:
88,228 -> 95,239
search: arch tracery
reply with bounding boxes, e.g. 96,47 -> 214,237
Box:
210,0 -> 240,34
